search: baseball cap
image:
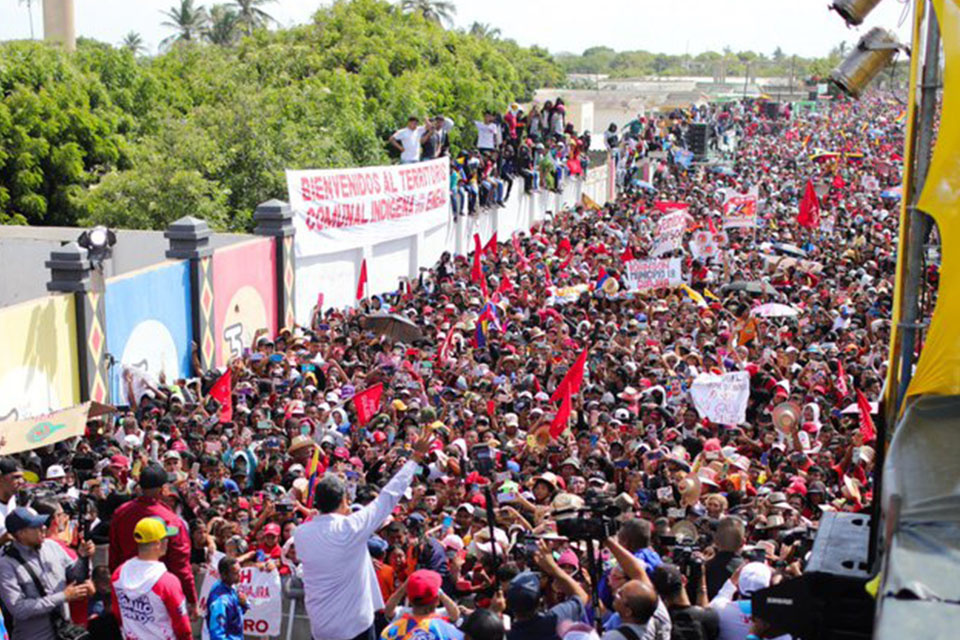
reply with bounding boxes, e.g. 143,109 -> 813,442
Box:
133,517 -> 179,544
407,569 -> 442,605
738,561 -> 773,596
506,571 -> 541,611
5,507 -> 50,535
263,523 -> 281,536
45,465 -> 66,480
139,464 -> 175,490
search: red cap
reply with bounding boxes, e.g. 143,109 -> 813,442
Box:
407,569 -> 442,605
264,523 -> 281,536
109,455 -> 129,468
469,492 -> 487,508
703,438 -> 722,452
372,431 -> 387,444
333,447 -> 350,459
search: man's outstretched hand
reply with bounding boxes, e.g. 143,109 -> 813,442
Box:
411,428 -> 433,464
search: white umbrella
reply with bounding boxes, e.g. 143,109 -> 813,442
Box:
752,303 -> 800,318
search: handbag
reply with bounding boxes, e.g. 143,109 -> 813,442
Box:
5,546 -> 90,640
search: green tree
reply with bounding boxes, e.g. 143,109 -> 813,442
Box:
469,22 -> 501,39
399,0 -> 456,27
160,0 -> 209,50
773,46 -> 784,62
232,0 -> 275,36
205,4 -> 241,45
121,31 -> 147,55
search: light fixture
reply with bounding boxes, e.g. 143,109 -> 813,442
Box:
77,225 -> 117,264
830,0 -> 885,26
830,27 -> 902,98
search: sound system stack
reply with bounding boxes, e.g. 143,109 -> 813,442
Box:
686,123 -> 709,159
751,512 -> 875,639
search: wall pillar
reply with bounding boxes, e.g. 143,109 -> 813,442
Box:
46,243 -> 108,403
165,216 -> 214,372
253,200 -> 296,330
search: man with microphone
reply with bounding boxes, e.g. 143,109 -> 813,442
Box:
295,429 -> 433,640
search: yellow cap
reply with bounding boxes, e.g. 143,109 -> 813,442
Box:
134,517 -> 179,544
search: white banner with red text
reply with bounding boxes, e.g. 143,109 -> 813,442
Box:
289,161 -> 612,322
624,258 -> 683,292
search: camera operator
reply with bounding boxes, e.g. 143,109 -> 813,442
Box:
704,518 -> 745,601
652,564 -> 718,640
506,540 -> 588,640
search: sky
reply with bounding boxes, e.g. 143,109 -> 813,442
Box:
0,0 -> 915,59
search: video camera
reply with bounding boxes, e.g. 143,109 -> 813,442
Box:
555,492 -> 622,542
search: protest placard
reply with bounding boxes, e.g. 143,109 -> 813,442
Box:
690,371 -> 750,425
650,210 -> 687,257
721,188 -> 758,229
625,258 -> 683,292
199,566 -> 282,638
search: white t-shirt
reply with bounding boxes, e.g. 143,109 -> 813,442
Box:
475,121 -> 500,150
393,126 -> 426,162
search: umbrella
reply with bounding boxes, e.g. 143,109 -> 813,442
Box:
721,280 -> 779,296
771,242 -> 807,258
632,179 -> 658,192
880,186 -> 903,200
361,313 -> 424,343
752,303 -> 800,318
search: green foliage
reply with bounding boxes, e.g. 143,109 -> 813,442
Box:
0,0 -> 563,230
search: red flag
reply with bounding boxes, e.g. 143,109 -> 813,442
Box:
472,234 -> 483,284
835,360 -> 849,398
209,369 -> 233,423
356,259 -> 368,301
483,232 -> 498,257
550,347 -> 589,402
549,391 -> 573,438
621,246 -> 635,262
797,180 -> 821,229
856,389 -> 876,442
498,275 -> 514,294
353,383 -> 384,427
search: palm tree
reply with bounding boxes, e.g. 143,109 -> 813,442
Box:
19,0 -> 35,39
121,31 -> 147,55
469,22 -> 501,39
205,4 -> 240,45
399,0 -> 456,27
160,0 -> 209,50
232,0 -> 275,36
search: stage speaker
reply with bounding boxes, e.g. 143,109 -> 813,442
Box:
751,512 -> 875,640
686,123 -> 708,159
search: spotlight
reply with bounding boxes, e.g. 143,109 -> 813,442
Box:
830,27 -> 902,98
830,0 -> 885,26
78,225 -> 117,262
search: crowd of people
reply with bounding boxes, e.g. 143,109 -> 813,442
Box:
389,99 -> 593,220
0,91 -> 906,640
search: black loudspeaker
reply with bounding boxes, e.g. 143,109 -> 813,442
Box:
751,512 -> 875,640
686,123 -> 708,159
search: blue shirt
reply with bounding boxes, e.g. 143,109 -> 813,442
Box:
206,581 -> 246,640
508,596 -> 586,640
381,613 -> 463,640
599,548 -> 662,609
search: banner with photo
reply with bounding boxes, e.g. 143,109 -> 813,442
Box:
199,566 -> 282,639
625,258 -> 683,292
721,188 -> 758,229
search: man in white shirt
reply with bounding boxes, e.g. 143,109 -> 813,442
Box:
390,117 -> 428,164
474,112 -> 501,152
295,430 -> 433,640
709,562 -> 792,640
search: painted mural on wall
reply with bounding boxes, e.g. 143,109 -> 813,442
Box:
212,238 -> 277,366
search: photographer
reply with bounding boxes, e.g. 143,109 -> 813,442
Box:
506,541 -> 588,640
652,564 -> 718,640
704,518 -> 745,601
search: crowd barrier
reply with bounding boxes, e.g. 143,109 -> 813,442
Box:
293,164 -> 611,322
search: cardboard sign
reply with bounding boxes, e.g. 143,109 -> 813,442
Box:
0,402 -> 93,454
722,188 -> 758,229
625,258 -> 683,292
651,210 -> 687,257
690,371 -> 750,425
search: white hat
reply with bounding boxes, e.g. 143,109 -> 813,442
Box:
738,562 -> 772,596
45,465 -> 66,480
163,450 -> 181,460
